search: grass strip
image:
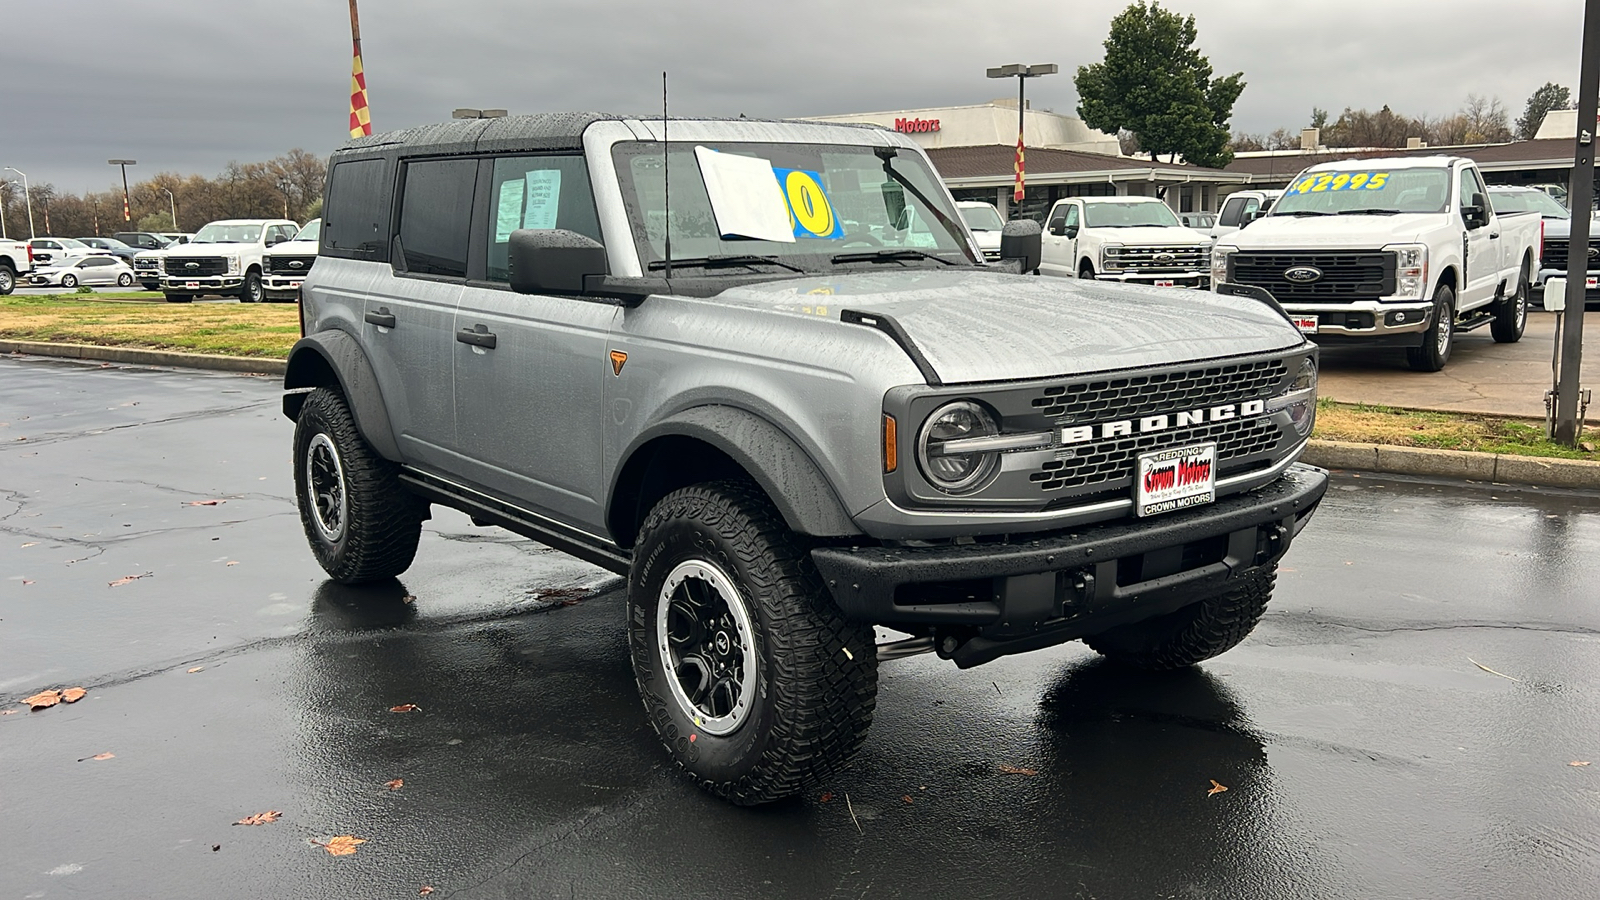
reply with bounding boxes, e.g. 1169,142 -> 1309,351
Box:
0,294 -> 298,358
1314,399 -> 1600,462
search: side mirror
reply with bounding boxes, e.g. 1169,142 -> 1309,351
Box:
999,219 -> 1042,273
1048,220 -> 1066,236
1064,224 -> 1080,239
1241,209 -> 1263,224
266,234 -> 286,246
1464,203 -> 1488,229
508,228 -> 608,294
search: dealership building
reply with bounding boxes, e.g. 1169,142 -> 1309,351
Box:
808,101 -> 1250,221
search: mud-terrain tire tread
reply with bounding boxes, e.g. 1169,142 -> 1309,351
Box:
1490,266 -> 1528,344
293,387 -> 425,583
1084,566 -> 1277,670
629,480 -> 877,806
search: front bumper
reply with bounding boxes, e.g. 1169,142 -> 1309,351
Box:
1096,270 -> 1208,288
1280,299 -> 1432,345
161,275 -> 242,292
262,275 -> 304,295
811,463 -> 1327,667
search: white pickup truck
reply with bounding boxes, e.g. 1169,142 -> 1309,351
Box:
158,218 -> 300,302
1212,156 -> 1540,371
0,238 -> 34,295
1040,195 -> 1211,288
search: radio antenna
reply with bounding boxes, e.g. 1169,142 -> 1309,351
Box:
662,70 -> 672,280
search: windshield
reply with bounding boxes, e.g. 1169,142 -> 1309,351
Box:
1274,168 -> 1450,215
294,219 -> 322,242
58,238 -> 88,249
612,141 -> 975,271
91,237 -> 130,249
1083,201 -> 1183,228
958,204 -> 1004,232
1489,190 -> 1569,219
192,223 -> 265,244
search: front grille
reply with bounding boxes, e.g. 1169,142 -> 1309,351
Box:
268,256 -> 316,276
133,258 -> 158,273
1030,358 -> 1287,423
1109,245 -> 1208,271
1542,239 -> 1600,274
163,256 -> 227,277
1030,417 -> 1282,495
1231,250 -> 1396,302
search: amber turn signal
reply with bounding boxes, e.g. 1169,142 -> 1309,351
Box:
883,415 -> 897,473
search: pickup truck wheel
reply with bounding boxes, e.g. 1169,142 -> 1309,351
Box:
293,387 -> 426,584
0,265 -> 14,295
1084,565 -> 1277,670
1079,261 -> 1096,280
238,270 -> 264,303
628,480 -> 877,805
1406,285 -> 1455,372
1490,270 -> 1529,343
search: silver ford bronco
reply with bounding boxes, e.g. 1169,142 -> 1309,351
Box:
283,113 -> 1328,805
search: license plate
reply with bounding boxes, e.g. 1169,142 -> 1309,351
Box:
1154,279 -> 1175,287
1136,443 -> 1216,517
1291,315 -> 1319,333
185,281 -> 200,289
1587,276 -> 1597,289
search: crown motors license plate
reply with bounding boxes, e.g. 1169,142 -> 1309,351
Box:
1135,443 -> 1217,517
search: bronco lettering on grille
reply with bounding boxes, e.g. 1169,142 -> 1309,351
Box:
1060,399 -> 1266,445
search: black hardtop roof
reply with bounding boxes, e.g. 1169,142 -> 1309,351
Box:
330,112 -> 887,161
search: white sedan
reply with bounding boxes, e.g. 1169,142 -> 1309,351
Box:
27,254 -> 137,288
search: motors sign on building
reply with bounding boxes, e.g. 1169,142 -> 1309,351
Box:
894,117 -> 940,134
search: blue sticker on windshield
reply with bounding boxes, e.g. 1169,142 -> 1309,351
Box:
1288,172 -> 1390,194
772,168 -> 845,239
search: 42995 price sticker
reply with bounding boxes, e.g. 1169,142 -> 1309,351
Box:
1288,171 -> 1390,195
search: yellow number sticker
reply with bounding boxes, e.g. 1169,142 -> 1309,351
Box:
1348,173 -> 1370,190
774,168 -> 844,239
1329,173 -> 1351,191
1365,172 -> 1389,190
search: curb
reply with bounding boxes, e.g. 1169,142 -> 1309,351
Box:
1302,439 -> 1600,490
0,340 -> 286,376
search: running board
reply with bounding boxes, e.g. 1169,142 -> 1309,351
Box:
399,468 -> 631,574
1455,311 -> 1495,333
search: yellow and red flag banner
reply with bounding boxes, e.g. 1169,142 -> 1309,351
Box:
349,42 -> 371,139
1012,134 -> 1025,204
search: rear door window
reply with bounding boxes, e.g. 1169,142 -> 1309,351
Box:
485,155 -> 602,283
1218,196 -> 1245,227
397,158 -> 478,278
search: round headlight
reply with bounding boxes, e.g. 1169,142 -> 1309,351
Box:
917,400 -> 1000,493
1267,356 -> 1318,436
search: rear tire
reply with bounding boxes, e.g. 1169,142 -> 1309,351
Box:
60,273 -> 77,288
628,480 -> 877,805
1490,268 -> 1528,344
1406,284 -> 1455,372
293,387 -> 426,584
1084,566 -> 1277,670
0,265 -> 14,295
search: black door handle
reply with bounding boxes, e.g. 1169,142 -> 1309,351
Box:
364,307 -> 396,328
1489,233 -> 1500,240
457,324 -> 497,349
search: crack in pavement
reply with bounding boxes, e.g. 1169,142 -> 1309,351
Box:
1264,610 -> 1600,638
0,400 -> 275,448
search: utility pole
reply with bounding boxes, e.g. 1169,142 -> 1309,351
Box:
986,64 -> 1058,216
108,159 -> 136,224
1551,0 -> 1600,445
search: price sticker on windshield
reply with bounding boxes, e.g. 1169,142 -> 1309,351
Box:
772,168 -> 845,240
1288,171 -> 1390,195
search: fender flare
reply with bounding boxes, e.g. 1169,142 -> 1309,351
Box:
609,405 -> 860,544
281,330 -> 402,462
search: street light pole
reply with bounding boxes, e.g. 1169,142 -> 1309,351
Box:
276,178 -> 291,219
3,167 -> 34,238
163,188 -> 178,231
986,63 -> 1058,216
108,159 -> 136,224
1552,0 -> 1600,445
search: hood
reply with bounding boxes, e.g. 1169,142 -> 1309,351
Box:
706,269 -> 1304,384
1539,215 -> 1599,240
1095,225 -> 1211,247
165,242 -> 247,257
1219,213 -> 1441,249
265,240 -> 318,256
968,231 -> 1003,251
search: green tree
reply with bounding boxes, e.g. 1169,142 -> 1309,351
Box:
1516,82 -> 1571,140
1075,1 -> 1245,168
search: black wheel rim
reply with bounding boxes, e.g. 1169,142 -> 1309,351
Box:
304,432 -> 346,543
655,559 -> 757,736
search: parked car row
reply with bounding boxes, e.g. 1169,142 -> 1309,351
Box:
131,217 -> 315,302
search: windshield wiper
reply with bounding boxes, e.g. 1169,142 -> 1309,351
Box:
646,254 -> 806,274
1276,210 -> 1334,217
1336,208 -> 1402,216
830,248 -> 957,266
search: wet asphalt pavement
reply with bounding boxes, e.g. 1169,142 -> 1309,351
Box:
3,356 -> 1599,899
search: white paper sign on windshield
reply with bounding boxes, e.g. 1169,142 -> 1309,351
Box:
495,180 -> 525,242
694,146 -> 796,243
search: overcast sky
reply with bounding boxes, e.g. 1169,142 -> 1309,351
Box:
2,0 -> 1588,194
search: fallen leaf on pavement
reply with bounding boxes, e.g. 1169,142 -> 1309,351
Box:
818,791 -> 833,803
60,687 -> 87,703
1571,761 -> 1591,767
419,888 -> 435,896
389,704 -> 420,713
88,752 -> 115,761
21,579 -> 33,585
22,690 -> 62,710
1207,779 -> 1229,796
1468,658 -> 1521,682
186,500 -> 225,506
187,667 -> 204,673
317,835 -> 366,856
902,795 -> 914,804
997,765 -> 1037,776
385,779 -> 404,790
225,561 -> 239,567
20,542 -> 37,548
234,811 -> 282,826
0,709 -> 18,716
108,572 -> 152,587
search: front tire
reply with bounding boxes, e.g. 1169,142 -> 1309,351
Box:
1406,284 -> 1455,372
293,387 -> 426,583
628,481 -> 877,805
1084,566 -> 1277,670
1078,260 -> 1096,280
1491,268 -> 1529,344
238,270 -> 263,303
117,272 -> 134,287
0,265 -> 15,295
60,273 -> 78,288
